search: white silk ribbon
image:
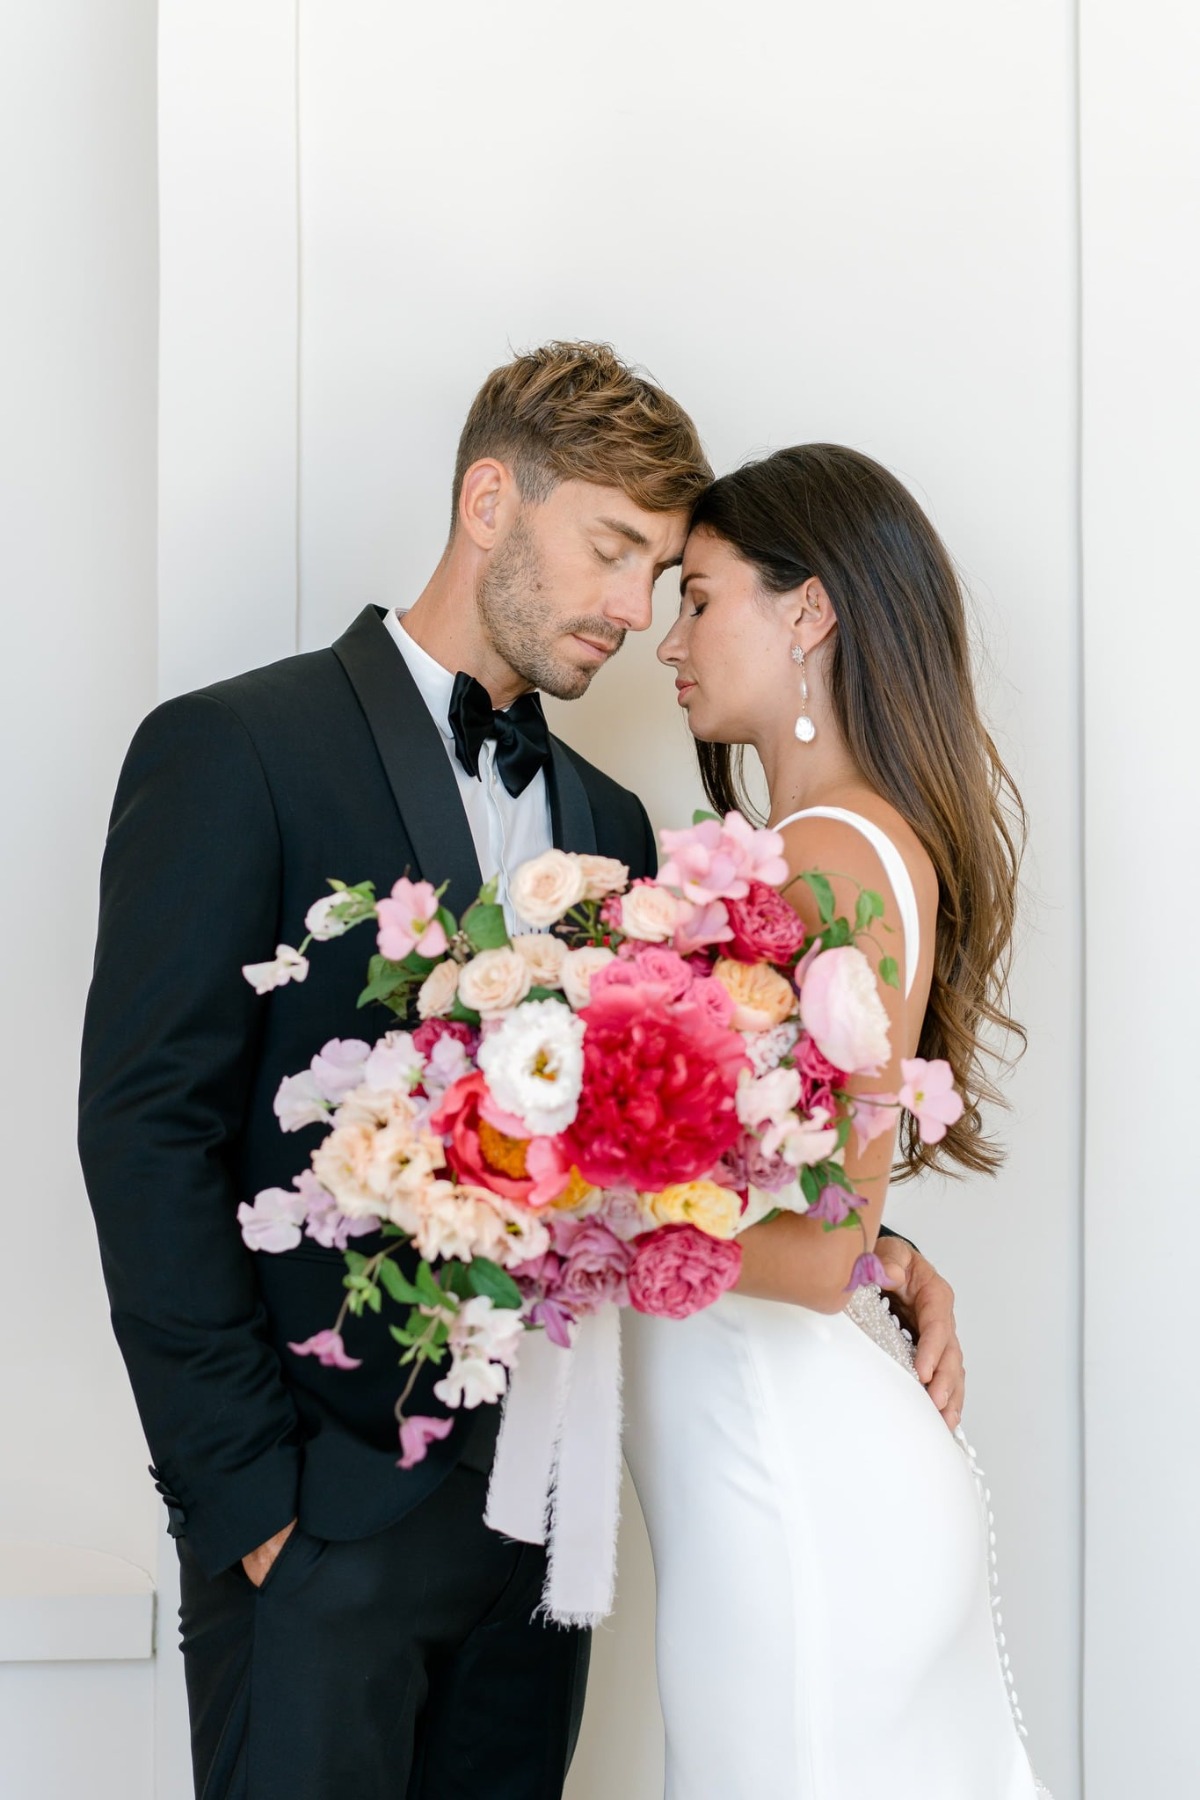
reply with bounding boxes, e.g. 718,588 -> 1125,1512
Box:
484,1303 -> 623,1627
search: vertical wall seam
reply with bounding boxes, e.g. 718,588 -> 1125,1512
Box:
1071,0 -> 1088,1793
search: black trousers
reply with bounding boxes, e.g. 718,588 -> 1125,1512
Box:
176,1465 -> 591,1800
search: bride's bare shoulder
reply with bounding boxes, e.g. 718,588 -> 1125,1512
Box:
774,791 -> 937,926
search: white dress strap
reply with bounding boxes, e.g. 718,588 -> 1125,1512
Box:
772,805 -> 921,999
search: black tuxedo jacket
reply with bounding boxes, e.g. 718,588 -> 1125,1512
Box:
79,606 -> 657,1579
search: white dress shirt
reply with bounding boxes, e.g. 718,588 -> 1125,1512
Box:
384,608 -> 553,932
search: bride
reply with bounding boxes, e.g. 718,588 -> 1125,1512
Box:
622,443 -> 1046,1797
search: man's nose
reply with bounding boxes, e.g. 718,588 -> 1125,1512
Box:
604,574 -> 656,635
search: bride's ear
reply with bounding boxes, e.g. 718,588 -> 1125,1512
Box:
787,577 -> 837,653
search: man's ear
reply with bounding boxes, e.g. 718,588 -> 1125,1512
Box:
788,576 -> 838,653
457,458 -> 518,552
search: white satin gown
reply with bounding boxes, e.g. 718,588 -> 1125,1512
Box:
623,808 -> 1047,1800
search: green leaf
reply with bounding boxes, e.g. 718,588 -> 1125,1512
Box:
462,900 -> 511,953
440,1262 -> 473,1300
692,808 -> 720,825
878,955 -> 900,990
388,1324 -> 416,1347
755,1206 -> 782,1227
447,996 -> 483,1026
799,1165 -> 820,1208
415,1260 -> 446,1308
343,1250 -> 370,1278
433,905 -> 458,941
363,1283 -> 382,1313
801,871 -> 836,924
377,1259 -> 423,1307
466,1257 -> 523,1310
820,917 -> 851,949
834,1117 -> 852,1151
358,954 -> 411,1007
855,889 -> 884,933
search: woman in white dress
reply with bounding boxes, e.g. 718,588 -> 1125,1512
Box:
623,444 -> 1047,1798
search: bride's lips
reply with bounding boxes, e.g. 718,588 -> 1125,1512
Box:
675,678 -> 696,704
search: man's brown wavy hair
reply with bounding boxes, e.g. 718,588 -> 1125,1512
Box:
450,341 -> 712,534
691,444 -> 1026,1182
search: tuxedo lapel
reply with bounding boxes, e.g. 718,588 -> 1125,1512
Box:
547,738 -> 597,855
332,607 -> 484,918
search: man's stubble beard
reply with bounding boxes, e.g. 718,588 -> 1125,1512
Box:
476,512 -> 625,702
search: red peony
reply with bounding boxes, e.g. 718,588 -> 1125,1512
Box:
628,1223 -> 743,1320
724,880 -> 807,965
563,979 -> 749,1191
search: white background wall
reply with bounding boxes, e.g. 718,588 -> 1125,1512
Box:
2,3 -> 1196,1797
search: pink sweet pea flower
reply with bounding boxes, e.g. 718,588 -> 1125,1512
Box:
898,1058 -> 964,1144
237,1187 -> 307,1253
242,944 -> 309,994
376,878 -> 448,963
850,1092 -> 898,1152
287,1329 -> 363,1370
397,1413 -> 455,1469
673,898 -> 734,956
657,819 -> 749,904
721,812 -> 789,887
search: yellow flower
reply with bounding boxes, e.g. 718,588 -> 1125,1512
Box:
712,958 -> 797,1032
646,1180 -> 741,1240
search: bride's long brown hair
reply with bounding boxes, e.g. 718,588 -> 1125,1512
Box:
691,444 -> 1025,1180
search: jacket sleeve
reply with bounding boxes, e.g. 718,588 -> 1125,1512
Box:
78,691 -> 302,1577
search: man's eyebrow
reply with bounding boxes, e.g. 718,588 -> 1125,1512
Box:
595,515 -> 651,549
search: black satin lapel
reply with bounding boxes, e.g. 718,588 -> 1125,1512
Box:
332,607 -> 484,918
548,738 -> 597,854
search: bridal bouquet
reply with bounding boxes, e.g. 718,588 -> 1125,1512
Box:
239,812 -> 961,1470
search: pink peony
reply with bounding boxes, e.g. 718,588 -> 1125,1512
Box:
429,1072 -> 564,1206
898,1058 -> 964,1144
563,979 -> 749,1192
628,1224 -> 743,1320
397,1413 -> 455,1470
799,945 -> 891,1074
287,1329 -> 363,1370
376,878 -> 448,963
724,880 -> 807,964
551,1217 -> 635,1314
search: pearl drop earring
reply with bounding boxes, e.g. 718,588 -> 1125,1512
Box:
791,644 -> 816,743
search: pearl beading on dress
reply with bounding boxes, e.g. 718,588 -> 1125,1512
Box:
846,1287 -> 1053,1797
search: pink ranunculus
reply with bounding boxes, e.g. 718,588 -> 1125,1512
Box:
723,879 -> 808,964
563,979 -> 749,1192
287,1328 -> 363,1370
237,1186 -> 307,1253
898,1058 -> 964,1144
689,973 -> 737,1028
551,1217 -> 635,1314
412,1017 -> 480,1060
799,945 -> 892,1075
673,898 -> 733,957
376,878 -> 448,963
628,1223 -> 743,1320
397,1413 -> 455,1470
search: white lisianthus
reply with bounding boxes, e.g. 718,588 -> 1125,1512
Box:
560,945 -> 616,1010
736,1066 -> 802,1132
577,854 -> 629,901
242,944 -> 309,994
618,882 -> 684,942
512,933 -> 567,988
457,947 -> 532,1018
273,1070 -> 329,1133
509,849 -> 588,928
416,958 -> 460,1020
477,998 -> 585,1136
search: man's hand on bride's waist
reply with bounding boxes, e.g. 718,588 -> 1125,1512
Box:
873,1238 -> 965,1431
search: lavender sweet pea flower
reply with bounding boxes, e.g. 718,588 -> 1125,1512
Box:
525,1297 -> 575,1348
237,1187 -> 307,1253
807,1185 -> 866,1226
298,1171 -> 377,1250
273,1070 -> 329,1133
845,1251 -> 893,1293
310,1038 -> 371,1104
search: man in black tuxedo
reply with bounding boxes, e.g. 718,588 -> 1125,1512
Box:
78,342 -> 966,1799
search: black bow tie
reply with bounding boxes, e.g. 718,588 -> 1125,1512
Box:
448,671 -> 551,798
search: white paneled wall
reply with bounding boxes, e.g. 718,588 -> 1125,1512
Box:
5,3 -> 1197,1795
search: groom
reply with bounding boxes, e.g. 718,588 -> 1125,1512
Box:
79,341 -> 965,1799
